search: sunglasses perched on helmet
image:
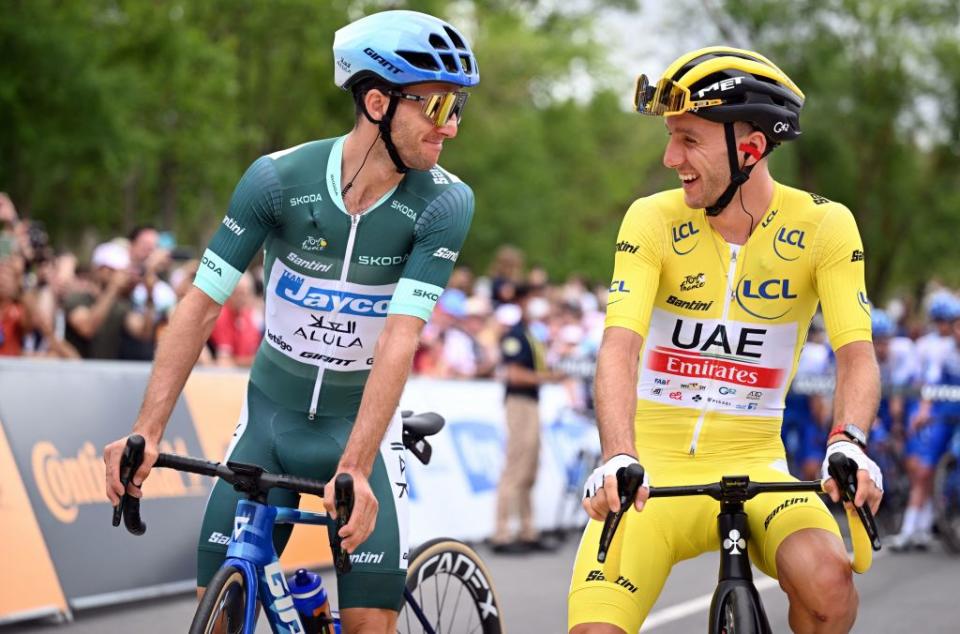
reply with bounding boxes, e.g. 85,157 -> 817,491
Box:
386,89 -> 469,127
633,74 -> 724,117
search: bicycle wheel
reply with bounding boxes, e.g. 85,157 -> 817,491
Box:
190,564 -> 249,634
934,451 -> 960,554
399,538 -> 504,634
713,586 -> 767,634
872,441 -> 909,537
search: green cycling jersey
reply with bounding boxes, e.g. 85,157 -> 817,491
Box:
194,136 -> 474,417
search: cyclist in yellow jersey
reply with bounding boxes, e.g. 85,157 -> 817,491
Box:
568,47 -> 883,633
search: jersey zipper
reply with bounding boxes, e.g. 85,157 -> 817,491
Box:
309,213 -> 361,419
688,244 -> 740,455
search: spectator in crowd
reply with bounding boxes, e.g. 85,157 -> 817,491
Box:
491,284 -> 565,553
63,241 -> 145,359
128,225 -> 177,318
489,244 -> 525,306
0,257 -> 31,356
208,272 -> 262,367
441,296 -> 497,379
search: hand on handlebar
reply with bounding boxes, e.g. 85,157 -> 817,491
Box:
581,454 -> 650,521
103,433 -> 159,505
821,442 -> 883,516
323,467 -> 377,553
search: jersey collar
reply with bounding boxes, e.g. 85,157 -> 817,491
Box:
326,136 -> 399,215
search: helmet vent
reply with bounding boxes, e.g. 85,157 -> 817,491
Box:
444,27 -> 466,50
439,53 -> 459,73
397,50 -> 441,71
429,33 -> 450,49
459,54 -> 473,74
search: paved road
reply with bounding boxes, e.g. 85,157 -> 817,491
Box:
6,534 -> 959,632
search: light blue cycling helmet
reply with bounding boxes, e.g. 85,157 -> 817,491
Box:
333,10 -> 479,90
871,309 -> 895,338
928,292 -> 960,321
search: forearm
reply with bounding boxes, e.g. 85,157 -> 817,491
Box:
84,287 -> 121,334
505,364 -> 552,387
132,288 -> 221,442
594,328 -> 641,459
831,340 -> 881,439
339,320 -> 420,475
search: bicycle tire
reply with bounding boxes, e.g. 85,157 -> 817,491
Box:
872,442 -> 909,537
400,538 -> 504,634
190,564 -> 249,634
934,452 -> 960,554
716,586 -> 763,634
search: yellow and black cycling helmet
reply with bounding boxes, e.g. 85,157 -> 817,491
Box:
635,47 -> 805,214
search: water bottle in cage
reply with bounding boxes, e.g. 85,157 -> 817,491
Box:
287,568 -> 338,633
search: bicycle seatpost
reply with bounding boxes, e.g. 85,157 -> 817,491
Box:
597,463 -> 645,563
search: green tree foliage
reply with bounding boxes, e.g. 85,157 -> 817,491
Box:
694,0 -> 960,298
4,0 -> 954,293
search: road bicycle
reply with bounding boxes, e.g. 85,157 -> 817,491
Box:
596,455 -> 881,634
934,418 -> 960,553
113,412 -> 504,634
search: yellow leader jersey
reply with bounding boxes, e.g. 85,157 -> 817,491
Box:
606,182 -> 871,458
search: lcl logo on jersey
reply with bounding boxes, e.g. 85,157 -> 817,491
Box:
773,227 -> 806,261
671,221 -> 700,255
735,277 -> 797,320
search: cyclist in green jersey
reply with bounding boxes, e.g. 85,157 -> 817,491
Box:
103,10 -> 479,632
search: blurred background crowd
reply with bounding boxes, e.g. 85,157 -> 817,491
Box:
3,185 -> 958,392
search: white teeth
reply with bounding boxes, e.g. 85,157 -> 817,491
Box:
680,174 -> 697,182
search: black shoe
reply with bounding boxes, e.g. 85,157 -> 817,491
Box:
489,540 -> 531,555
520,537 -> 558,552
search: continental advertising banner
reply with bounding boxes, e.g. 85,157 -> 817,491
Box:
0,359 -> 211,605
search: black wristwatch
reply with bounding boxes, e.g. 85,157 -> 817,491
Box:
828,423 -> 867,450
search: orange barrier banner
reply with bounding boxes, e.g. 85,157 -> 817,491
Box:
0,418 -> 68,622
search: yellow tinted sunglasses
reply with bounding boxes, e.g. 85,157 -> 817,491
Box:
633,74 -> 724,116
389,89 -> 469,127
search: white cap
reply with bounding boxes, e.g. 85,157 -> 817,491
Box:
559,324 -> 584,344
495,303 -> 522,326
91,242 -> 130,271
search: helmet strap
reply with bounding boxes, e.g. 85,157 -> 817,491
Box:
704,122 -> 774,216
379,97 -> 409,174
359,94 -> 409,174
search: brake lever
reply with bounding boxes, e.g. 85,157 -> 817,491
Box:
333,473 -> 354,574
112,434 -> 147,535
597,463 -> 644,563
827,453 -> 881,551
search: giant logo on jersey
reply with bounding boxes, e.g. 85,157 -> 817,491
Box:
734,276 -> 798,320
276,271 -> 391,316
671,221 -> 700,255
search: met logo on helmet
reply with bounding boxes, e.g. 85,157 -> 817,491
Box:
773,121 -> 791,134
363,47 -> 402,75
695,76 -> 742,98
